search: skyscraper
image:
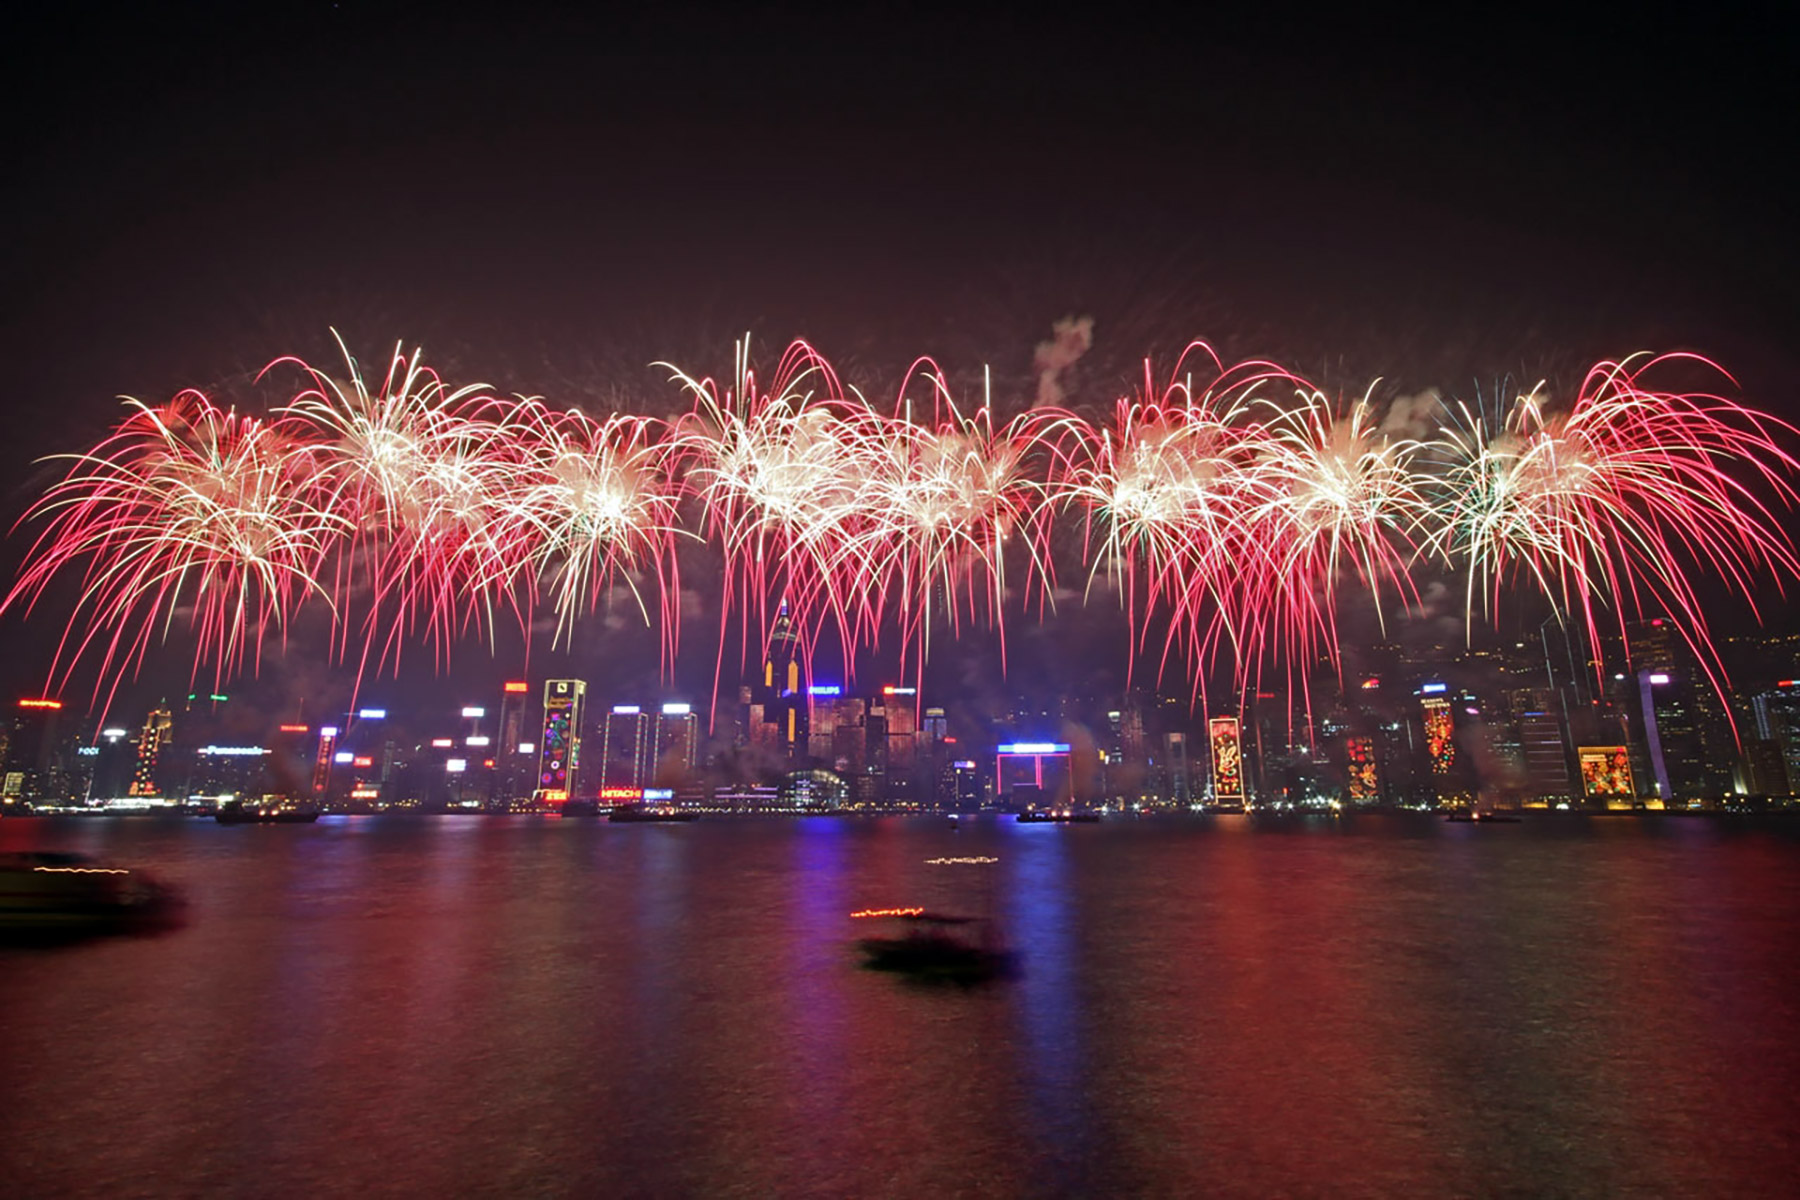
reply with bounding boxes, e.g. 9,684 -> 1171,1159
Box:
752,602 -> 807,761
1751,681 -> 1800,795
131,703 -> 173,798
653,702 -> 699,787
536,680 -> 587,802
600,705 -> 652,789
4,698 -> 65,803
497,680 -> 531,804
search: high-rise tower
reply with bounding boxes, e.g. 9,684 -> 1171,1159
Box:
536,680 -> 587,803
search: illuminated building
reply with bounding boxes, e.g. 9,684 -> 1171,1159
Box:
948,758 -> 983,808
536,679 -> 587,802
653,702 -> 699,788
1629,619 -> 1734,801
1344,735 -> 1378,805
882,687 -> 918,801
1420,693 -> 1455,775
1208,716 -> 1243,807
1512,698 -> 1569,802
1751,682 -> 1800,794
189,745 -> 270,800
1741,739 -> 1788,797
4,698 -> 65,803
268,723 -> 315,798
751,602 -> 807,761
600,705 -> 652,789
995,741 -> 1073,808
780,767 -> 848,808
1578,746 -> 1636,803
312,725 -> 338,796
496,681 -> 531,805
1161,731 -> 1192,805
807,690 -> 840,762
130,703 -> 173,797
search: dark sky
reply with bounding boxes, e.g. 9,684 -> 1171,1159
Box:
3,0 -> 1796,718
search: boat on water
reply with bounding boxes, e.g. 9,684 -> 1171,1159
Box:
608,804 -> 700,823
0,850 -> 185,939
1445,811 -> 1523,824
215,800 -> 321,824
855,911 -> 1014,984
1017,809 -> 1100,823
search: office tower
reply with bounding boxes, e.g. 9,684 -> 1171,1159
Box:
654,702 -> 699,786
600,705 -> 652,789
1751,681 -> 1800,794
4,698 -> 65,803
1515,707 -> 1574,802
497,681 -> 531,804
752,602 -> 807,761
537,680 -> 587,802
1343,735 -> 1379,805
1629,619 -> 1734,800
1208,716 -> 1243,806
131,702 -> 173,797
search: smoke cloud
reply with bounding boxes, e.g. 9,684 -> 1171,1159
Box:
1033,315 -> 1095,407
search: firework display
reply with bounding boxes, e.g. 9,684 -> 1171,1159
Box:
1579,746 -> 1636,800
4,337 -> 1797,708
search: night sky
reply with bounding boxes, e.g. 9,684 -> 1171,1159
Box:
3,1 -> 1796,721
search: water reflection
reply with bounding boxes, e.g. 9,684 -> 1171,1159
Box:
0,813 -> 1795,1195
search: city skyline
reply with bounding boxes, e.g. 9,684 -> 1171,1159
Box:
9,613 -> 1800,813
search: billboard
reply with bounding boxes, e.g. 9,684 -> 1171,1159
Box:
1345,736 -> 1378,803
1208,716 -> 1243,801
1421,698 -> 1455,775
1578,745 -> 1635,799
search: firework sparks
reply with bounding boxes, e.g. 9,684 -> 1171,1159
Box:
5,338 -> 1795,720
2,391 -> 345,709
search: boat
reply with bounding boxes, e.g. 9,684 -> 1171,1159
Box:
608,804 -> 700,823
215,800 -> 321,824
1445,811 -> 1522,824
0,850 -> 185,940
560,799 -> 601,817
855,911 -> 1014,984
1017,809 -> 1100,823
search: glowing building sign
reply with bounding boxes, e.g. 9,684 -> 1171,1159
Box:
1345,736 -> 1378,803
313,726 -> 338,794
1208,716 -> 1243,802
1422,698 -> 1455,775
537,679 -> 587,802
1579,745 -> 1635,799
504,681 -> 529,694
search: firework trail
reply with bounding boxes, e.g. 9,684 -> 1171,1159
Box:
271,335 -> 511,674
495,400 -> 688,662
849,358 -> 1071,690
5,336 -> 1796,724
1,391 -> 345,711
1425,352 -> 1800,697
